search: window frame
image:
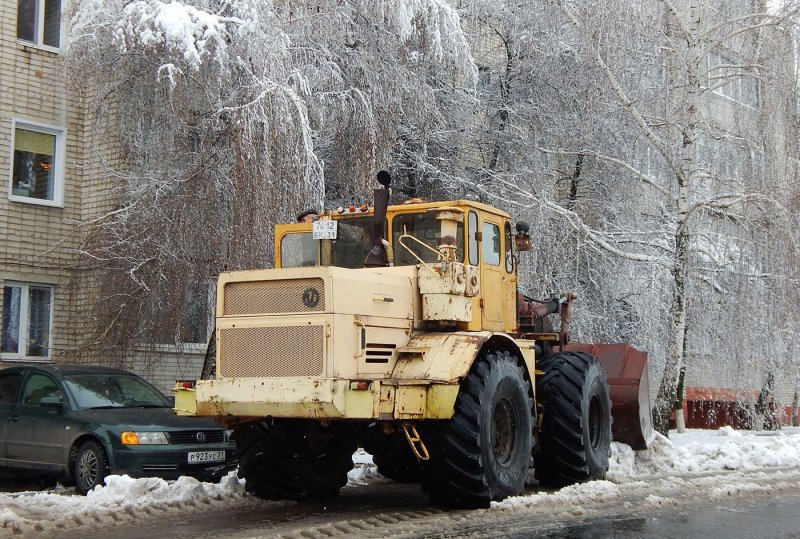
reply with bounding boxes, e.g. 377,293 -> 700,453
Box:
16,0 -> 62,52
8,119 -> 66,207
1,281 -> 54,361
706,51 -> 760,109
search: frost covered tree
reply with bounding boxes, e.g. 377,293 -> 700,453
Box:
64,0 -> 799,434
444,0 -> 798,435
66,0 -> 476,363
548,0 -> 799,433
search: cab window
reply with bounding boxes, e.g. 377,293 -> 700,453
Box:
468,211 -> 479,266
392,212 -> 464,265
280,233 -> 317,268
482,222 -> 501,266
505,222 -> 514,273
329,218 -> 376,268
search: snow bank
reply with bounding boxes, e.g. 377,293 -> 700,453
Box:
609,426 -> 800,480
495,427 -> 800,511
0,471 -> 245,536
1,427 -> 798,535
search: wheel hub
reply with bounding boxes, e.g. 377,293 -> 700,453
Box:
78,451 -> 98,487
588,394 -> 603,449
492,397 -> 517,465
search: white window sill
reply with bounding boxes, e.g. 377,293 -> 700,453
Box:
16,40 -> 60,55
8,194 -> 64,208
135,343 -> 207,354
0,355 -> 53,363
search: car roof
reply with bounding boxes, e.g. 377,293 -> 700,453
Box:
0,363 -> 139,377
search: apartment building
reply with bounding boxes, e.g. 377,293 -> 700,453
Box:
0,0 -> 84,368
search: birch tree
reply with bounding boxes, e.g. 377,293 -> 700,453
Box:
448,0 -> 798,434
553,0 -> 799,433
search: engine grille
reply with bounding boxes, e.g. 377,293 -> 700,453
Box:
168,430 -> 226,444
218,325 -> 325,377
223,278 -> 325,316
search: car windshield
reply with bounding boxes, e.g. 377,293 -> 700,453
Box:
63,373 -> 169,409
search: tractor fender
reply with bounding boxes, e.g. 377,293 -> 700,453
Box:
389,331 -> 535,419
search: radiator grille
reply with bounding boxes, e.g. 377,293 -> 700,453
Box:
223,278 -> 325,316
219,325 -> 325,377
167,430 -> 226,444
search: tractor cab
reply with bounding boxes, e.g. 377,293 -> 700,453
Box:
274,199 -> 522,333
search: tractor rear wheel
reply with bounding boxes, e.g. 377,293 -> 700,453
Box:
234,420 -> 355,502
422,350 -> 533,508
534,351 -> 612,487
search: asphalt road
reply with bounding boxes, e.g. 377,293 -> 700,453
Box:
75,467 -> 800,539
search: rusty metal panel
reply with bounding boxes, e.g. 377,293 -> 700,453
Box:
562,343 -> 653,450
218,325 -> 324,377
395,386 -> 427,419
418,263 -> 467,295
422,294 -> 472,322
223,278 -> 325,315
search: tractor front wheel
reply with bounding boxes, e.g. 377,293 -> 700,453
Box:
422,350 -> 533,508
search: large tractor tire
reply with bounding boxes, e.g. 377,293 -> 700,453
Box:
422,350 -> 533,508
234,420 -> 355,502
534,351 -> 612,488
373,445 -> 425,483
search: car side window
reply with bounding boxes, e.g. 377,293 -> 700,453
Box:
0,373 -> 22,404
20,373 -> 62,406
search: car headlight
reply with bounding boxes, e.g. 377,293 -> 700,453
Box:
121,431 -> 168,445
224,429 -> 234,442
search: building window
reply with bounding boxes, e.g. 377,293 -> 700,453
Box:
9,121 -> 65,206
17,0 -> 61,49
2,282 -> 53,359
706,51 -> 759,108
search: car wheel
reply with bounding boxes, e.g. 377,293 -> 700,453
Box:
74,440 -> 108,495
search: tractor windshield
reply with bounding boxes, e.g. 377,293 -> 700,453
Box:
280,212 -> 464,268
392,212 -> 464,265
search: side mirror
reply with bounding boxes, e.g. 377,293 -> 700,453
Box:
40,396 -> 66,410
514,221 -> 532,252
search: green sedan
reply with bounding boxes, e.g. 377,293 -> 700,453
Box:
0,364 -> 237,494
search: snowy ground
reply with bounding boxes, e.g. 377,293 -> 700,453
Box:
1,427 -> 799,536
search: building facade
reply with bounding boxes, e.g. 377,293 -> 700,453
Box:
0,0 -> 83,368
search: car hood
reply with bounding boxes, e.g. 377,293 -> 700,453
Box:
75,407 -> 225,431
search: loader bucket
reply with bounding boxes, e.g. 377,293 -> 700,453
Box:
560,343 -> 653,450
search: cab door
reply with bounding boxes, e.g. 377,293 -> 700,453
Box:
480,219 -> 505,331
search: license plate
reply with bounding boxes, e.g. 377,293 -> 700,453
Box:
187,450 -> 225,463
312,219 -> 337,239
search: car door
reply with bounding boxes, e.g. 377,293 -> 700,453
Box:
0,371 -> 23,464
5,371 -> 68,469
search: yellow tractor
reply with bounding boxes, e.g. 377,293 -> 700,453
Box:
175,171 -> 652,508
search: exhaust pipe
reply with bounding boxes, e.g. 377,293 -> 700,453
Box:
364,170 -> 391,268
